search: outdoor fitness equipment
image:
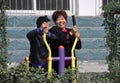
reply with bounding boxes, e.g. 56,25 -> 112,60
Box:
24,15 -> 78,82
43,15 -> 78,77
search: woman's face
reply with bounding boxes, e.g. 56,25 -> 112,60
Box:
55,15 -> 66,28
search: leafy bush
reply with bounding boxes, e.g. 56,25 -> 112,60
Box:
0,63 -> 115,83
102,1 -> 120,82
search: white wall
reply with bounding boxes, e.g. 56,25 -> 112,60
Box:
78,0 -> 102,16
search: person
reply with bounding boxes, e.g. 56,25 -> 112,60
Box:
49,10 -> 82,74
26,16 -> 56,70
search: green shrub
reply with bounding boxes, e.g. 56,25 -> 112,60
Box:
102,1 -> 120,82
0,63 -> 115,83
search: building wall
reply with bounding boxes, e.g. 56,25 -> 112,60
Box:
78,0 -> 102,16
7,0 -> 103,16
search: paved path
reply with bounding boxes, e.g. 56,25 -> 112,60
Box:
8,60 -> 108,72
77,60 -> 108,72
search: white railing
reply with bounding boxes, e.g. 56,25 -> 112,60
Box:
6,0 -> 106,16
6,0 -> 75,16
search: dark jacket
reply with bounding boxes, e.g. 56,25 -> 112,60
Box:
49,26 -> 81,73
26,28 -> 56,67
49,26 -> 81,57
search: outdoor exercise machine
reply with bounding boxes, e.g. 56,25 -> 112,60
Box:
24,15 -> 78,82
43,15 -> 78,75
43,15 -> 78,83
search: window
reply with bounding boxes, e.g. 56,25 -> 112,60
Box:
8,0 -> 69,10
37,0 -> 69,10
8,0 -> 33,10
6,0 -> 77,15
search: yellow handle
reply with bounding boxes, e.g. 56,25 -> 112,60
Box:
24,57 -> 29,83
71,37 -> 78,70
24,57 -> 29,72
71,37 -> 78,83
43,33 -> 52,77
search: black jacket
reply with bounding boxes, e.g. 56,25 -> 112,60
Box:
49,26 -> 81,58
49,26 -> 81,73
26,28 -> 56,67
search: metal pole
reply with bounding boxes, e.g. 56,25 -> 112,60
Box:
58,46 -> 65,75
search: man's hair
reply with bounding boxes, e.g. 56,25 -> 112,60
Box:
36,16 -> 50,28
52,10 -> 67,23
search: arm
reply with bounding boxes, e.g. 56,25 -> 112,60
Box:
46,32 -> 56,43
68,27 -> 82,49
42,23 -> 56,43
26,29 -> 38,42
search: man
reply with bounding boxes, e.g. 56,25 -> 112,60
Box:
26,16 -> 56,70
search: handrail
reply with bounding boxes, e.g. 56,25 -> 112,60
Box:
43,33 -> 52,77
71,37 -> 78,70
71,15 -> 78,70
71,37 -> 78,83
43,32 -> 78,83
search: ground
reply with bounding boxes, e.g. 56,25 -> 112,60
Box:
8,60 -> 108,72
77,60 -> 108,72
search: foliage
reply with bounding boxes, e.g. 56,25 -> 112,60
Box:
1,0 -> 120,82
0,0 -> 8,68
0,0 -> 8,55
0,63 -> 115,83
102,1 -> 120,82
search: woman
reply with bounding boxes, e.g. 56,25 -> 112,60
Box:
49,10 -> 82,73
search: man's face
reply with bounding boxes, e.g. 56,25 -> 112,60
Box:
41,21 -> 50,29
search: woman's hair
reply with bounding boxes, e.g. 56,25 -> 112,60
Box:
52,10 -> 67,23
